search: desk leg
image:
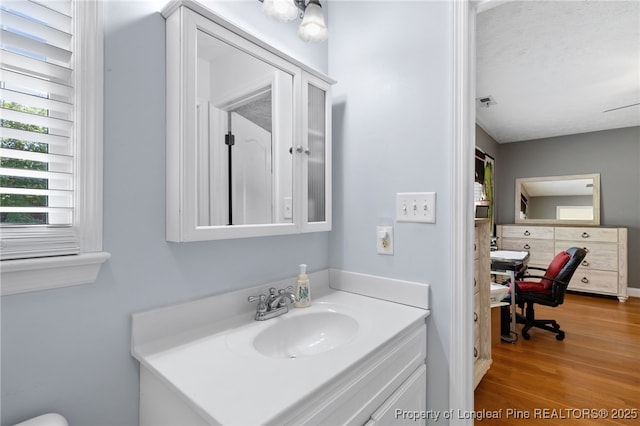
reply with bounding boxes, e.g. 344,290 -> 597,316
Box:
501,270 -> 518,343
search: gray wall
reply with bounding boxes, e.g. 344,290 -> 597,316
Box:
328,1 -> 454,419
476,125 -> 500,160
496,126 -> 640,288
1,1 -> 460,425
1,1 -> 330,425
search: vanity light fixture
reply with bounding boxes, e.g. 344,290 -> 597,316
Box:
260,0 -> 328,43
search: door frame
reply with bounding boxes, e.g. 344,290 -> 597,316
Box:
451,0 -> 501,419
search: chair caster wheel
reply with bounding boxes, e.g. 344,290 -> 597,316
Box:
556,333 -> 565,341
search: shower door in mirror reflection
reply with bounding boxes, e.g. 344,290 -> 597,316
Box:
196,30 -> 293,227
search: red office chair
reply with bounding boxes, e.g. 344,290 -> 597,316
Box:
513,247 -> 587,340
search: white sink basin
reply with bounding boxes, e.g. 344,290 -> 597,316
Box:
133,288 -> 429,425
253,311 -> 359,358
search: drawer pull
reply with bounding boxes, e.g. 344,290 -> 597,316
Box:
474,279 -> 477,287
474,312 -> 478,322
523,244 -> 531,250
582,232 -> 590,238
581,277 -> 589,284
474,347 -> 478,358
524,230 -> 531,236
581,260 -> 590,267
583,247 -> 589,253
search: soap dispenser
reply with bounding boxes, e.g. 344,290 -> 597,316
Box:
294,264 -> 311,308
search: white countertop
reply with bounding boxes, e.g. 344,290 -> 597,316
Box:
132,282 -> 429,425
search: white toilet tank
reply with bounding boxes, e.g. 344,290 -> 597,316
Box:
13,413 -> 68,426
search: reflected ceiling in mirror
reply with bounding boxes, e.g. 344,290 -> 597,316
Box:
196,29 -> 294,227
515,174 -> 600,225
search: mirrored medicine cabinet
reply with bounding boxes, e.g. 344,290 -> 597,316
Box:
163,1 -> 334,242
515,173 -> 601,226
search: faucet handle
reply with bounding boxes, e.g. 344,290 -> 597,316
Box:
248,294 -> 267,317
248,294 -> 266,303
280,286 -> 293,293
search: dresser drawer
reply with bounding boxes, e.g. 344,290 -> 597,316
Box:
500,225 -> 554,240
474,259 -> 480,294
474,231 -> 479,260
501,238 -> 555,267
473,292 -> 480,339
556,241 -> 618,271
569,269 -> 618,294
555,227 -> 618,243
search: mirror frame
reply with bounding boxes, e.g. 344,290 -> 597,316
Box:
515,173 -> 601,226
163,1 -> 334,242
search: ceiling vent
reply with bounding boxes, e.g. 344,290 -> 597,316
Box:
476,95 -> 497,108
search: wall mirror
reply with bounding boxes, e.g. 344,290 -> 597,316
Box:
515,174 -> 601,226
196,29 -> 293,227
164,1 -> 334,242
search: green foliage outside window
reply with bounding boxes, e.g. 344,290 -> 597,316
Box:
0,100 -> 49,224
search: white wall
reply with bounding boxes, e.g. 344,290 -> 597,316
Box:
328,0 -> 454,421
0,1 -> 329,425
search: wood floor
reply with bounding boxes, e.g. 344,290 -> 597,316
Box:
475,293 -> 640,425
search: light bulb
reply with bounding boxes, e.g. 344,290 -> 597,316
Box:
262,0 -> 299,22
298,1 -> 328,42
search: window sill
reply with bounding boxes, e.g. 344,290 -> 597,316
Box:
0,252 -> 111,296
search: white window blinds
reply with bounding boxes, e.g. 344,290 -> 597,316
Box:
0,0 -> 80,259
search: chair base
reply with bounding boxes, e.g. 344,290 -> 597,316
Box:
517,302 -> 566,340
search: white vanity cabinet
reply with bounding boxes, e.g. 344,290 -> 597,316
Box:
138,321 -> 427,426
291,323 -> 427,425
132,275 -> 430,426
163,1 -> 334,242
497,225 -> 628,301
365,364 -> 427,426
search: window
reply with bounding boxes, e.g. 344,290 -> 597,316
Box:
0,0 -> 109,295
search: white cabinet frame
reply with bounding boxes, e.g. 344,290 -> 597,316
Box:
163,1 -> 335,242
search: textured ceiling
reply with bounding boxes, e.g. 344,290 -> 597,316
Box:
476,0 -> 640,143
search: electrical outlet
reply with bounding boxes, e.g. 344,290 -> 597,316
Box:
396,192 -> 436,223
377,226 -> 394,255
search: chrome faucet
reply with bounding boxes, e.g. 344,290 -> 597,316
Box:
248,286 -> 296,321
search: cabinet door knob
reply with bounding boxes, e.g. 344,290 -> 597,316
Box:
582,232 -> 590,238
524,230 -> 531,236
581,260 -> 590,267
474,347 -> 478,358
583,247 -> 589,253
524,244 -> 531,250
295,145 -> 311,155
581,277 -> 589,284
474,312 -> 478,322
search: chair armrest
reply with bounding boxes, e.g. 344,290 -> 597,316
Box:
514,275 -> 568,294
518,274 -> 549,281
516,265 -> 546,279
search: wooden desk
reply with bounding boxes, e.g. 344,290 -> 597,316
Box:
490,250 -> 529,343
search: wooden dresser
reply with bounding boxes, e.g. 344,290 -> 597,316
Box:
496,225 -> 628,301
474,220 -> 491,388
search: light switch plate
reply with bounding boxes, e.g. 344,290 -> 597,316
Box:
396,192 -> 436,223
